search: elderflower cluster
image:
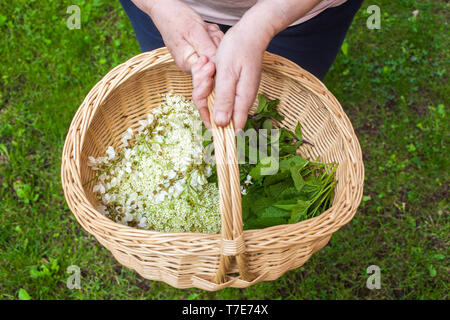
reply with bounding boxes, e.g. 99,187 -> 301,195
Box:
88,92 -> 220,234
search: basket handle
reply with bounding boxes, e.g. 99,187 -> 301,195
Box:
206,89 -> 255,284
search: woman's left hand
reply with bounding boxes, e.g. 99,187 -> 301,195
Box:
211,24 -> 270,131
198,0 -> 321,131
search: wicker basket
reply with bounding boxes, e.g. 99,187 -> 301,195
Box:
61,47 -> 364,291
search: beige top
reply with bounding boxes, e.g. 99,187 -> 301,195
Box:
181,0 -> 348,26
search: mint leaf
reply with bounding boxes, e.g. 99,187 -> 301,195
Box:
278,187 -> 301,200
263,119 -> 273,131
252,197 -> 272,214
295,122 -> 303,141
263,169 -> 290,187
279,156 -> 309,170
272,203 -> 296,211
265,180 -> 293,199
257,94 -> 267,113
245,216 -> 287,229
249,156 -> 278,179
289,200 -> 311,223
261,206 -> 291,218
290,167 -> 305,192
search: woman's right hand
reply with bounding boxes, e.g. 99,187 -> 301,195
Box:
132,0 -> 223,127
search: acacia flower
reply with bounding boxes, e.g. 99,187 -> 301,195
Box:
88,92 -> 221,234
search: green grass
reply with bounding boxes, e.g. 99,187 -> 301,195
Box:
0,0 -> 448,300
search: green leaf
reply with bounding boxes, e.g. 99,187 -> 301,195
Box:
241,196 -> 250,220
266,99 -> 280,111
295,122 -> 303,142
249,156 -> 279,179
29,268 -> 40,279
256,94 -> 267,113
341,42 -> 349,56
290,167 -> 305,192
265,180 -> 293,199
0,15 -> 6,27
279,156 -> 309,171
261,206 -> 291,218
18,288 -> 31,300
289,200 -> 311,223
245,216 -> 287,229
263,169 -> 290,187
433,253 -> 445,260
428,265 -> 437,277
302,178 -> 323,195
252,197 -> 272,214
263,119 -> 273,131
278,187 -> 301,200
272,201 -> 296,211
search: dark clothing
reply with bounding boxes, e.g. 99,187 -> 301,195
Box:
119,0 -> 363,80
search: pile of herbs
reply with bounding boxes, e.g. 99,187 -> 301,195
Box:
207,94 -> 338,230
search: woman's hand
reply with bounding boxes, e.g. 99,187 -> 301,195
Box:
212,24 -> 269,131
210,0 -> 322,131
133,0 -> 320,130
132,0 -> 223,127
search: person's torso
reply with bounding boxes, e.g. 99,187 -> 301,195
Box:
181,0 -> 348,26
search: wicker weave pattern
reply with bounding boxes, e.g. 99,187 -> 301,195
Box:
61,47 -> 364,291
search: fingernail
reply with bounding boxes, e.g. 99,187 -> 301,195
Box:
214,110 -> 230,126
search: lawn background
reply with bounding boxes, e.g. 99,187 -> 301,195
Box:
0,0 -> 448,299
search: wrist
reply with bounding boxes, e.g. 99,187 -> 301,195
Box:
132,0 -> 178,17
231,18 -> 273,53
237,0 -> 322,38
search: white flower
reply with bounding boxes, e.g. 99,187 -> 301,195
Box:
138,119 -> 148,132
103,193 -> 112,204
240,186 -> 247,195
138,217 -> 148,228
87,156 -> 98,167
147,114 -> 154,124
97,204 -> 108,215
110,177 -> 118,188
154,191 -> 168,204
174,183 -> 185,197
121,128 -> 133,147
153,135 -> 163,144
106,146 -> 116,160
205,165 -> 212,177
166,170 -> 176,180
124,148 -> 132,160
123,213 -> 134,222
93,184 -> 105,194
197,173 -> 207,186
88,92 -> 221,234
244,175 -> 253,185
190,170 -> 199,188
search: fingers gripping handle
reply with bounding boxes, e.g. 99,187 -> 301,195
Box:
206,88 -> 255,283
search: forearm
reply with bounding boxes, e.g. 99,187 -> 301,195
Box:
234,0 -> 323,48
130,0 -> 185,17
